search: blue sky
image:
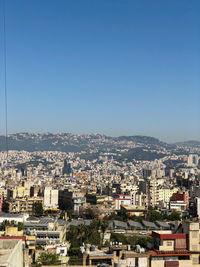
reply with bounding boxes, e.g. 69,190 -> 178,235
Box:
0,0 -> 199,142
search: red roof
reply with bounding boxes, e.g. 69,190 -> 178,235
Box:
0,236 -> 26,241
165,262 -> 179,267
150,250 -> 191,257
152,231 -> 186,240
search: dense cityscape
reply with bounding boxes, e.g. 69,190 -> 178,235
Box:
0,0 -> 199,266
0,133 -> 200,266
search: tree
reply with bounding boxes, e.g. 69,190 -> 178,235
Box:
36,252 -> 60,266
169,211 -> 181,221
85,208 -> 95,219
129,215 -> 143,223
32,202 -> 43,217
149,210 -> 162,222
2,201 -> 9,212
101,219 -> 109,234
59,211 -> 65,220
68,255 -> 79,265
66,226 -> 80,247
18,222 -> 24,231
108,212 -> 124,221
0,220 -> 15,231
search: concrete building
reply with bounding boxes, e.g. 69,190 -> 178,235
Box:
170,201 -> 186,212
180,221 -> 200,265
7,186 -> 30,201
0,212 -> 29,224
59,189 -> 85,212
147,177 -> 158,207
150,231 -> 192,267
121,204 -> 146,217
0,238 -> 23,267
81,244 -> 149,267
44,187 -> 58,210
113,195 -> 131,210
157,187 -> 179,207
196,197 -> 200,218
171,190 -> 189,207
0,227 -> 36,266
8,196 -> 44,214
24,217 -> 66,245
0,195 -> 3,212
187,154 -> 199,167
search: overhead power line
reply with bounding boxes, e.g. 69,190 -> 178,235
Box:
2,0 -> 8,161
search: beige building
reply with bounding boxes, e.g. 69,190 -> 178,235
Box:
158,187 -> 179,204
0,239 -> 23,267
8,196 -> 44,214
44,187 -> 58,209
7,186 -> 30,200
151,221 -> 200,267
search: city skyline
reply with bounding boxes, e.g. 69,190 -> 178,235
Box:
0,0 -> 199,142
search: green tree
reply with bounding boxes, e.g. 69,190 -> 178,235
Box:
129,215 -> 143,223
101,219 -> 109,234
66,226 -> 80,247
0,220 -> 9,230
108,212 -> 124,221
86,230 -> 101,246
149,210 -> 162,222
36,252 -> 60,266
169,211 -> 181,221
32,202 -> 43,217
0,220 -> 15,231
68,255 -> 79,265
68,247 -> 79,256
18,222 -> 24,231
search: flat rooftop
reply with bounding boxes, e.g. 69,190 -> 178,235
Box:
0,249 -> 13,264
0,239 -> 21,264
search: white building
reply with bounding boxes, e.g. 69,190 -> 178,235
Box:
0,212 -> 29,224
187,154 -> 199,167
44,187 -> 58,209
196,198 -> 200,218
170,201 -> 186,212
114,195 -> 131,210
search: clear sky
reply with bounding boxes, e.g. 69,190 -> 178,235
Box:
0,0 -> 199,142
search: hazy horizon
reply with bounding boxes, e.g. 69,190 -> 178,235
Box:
1,131 -> 199,144
0,0 -> 199,143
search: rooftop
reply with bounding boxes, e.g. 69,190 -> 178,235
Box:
0,212 -> 24,218
152,231 -> 186,240
0,239 -> 22,265
150,250 -> 191,257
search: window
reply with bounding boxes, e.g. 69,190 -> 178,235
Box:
167,241 -> 172,246
192,231 -> 197,238
192,257 -> 198,264
192,245 -> 198,251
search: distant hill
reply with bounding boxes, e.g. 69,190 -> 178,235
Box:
116,135 -> 166,145
0,133 -> 193,161
0,133 -> 167,151
175,140 -> 200,148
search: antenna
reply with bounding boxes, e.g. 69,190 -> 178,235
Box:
3,0 -> 9,163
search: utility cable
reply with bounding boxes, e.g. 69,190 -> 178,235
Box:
2,0 -> 8,161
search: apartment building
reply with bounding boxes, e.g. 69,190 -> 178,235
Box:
44,187 -> 58,210
8,197 -> 44,214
